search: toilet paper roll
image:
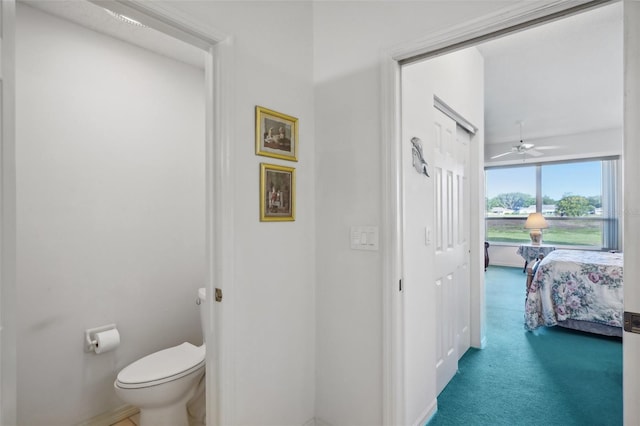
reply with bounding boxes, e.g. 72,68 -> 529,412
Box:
94,328 -> 120,354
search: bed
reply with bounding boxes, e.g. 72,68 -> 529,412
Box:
525,249 -> 623,337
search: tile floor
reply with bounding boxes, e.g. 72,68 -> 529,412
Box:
110,412 -> 139,426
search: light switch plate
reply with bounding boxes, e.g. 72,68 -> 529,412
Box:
350,226 -> 379,251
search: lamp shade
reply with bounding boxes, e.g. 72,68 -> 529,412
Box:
524,212 -> 549,229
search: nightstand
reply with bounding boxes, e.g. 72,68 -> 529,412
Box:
517,244 -> 556,273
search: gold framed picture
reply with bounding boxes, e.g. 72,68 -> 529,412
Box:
255,106 -> 298,161
260,163 -> 295,222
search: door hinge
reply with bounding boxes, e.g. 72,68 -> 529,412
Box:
624,311 -> 640,333
215,288 -> 223,302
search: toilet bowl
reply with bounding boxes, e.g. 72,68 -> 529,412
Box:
114,288 -> 207,426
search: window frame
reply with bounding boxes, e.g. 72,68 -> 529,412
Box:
485,156 -> 620,250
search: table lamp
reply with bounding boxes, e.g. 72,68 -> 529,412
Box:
524,212 -> 548,246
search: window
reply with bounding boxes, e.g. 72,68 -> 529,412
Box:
485,158 -> 620,249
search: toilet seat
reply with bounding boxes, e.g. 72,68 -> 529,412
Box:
116,342 -> 205,389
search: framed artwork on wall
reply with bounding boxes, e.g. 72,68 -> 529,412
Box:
260,163 -> 295,222
255,106 -> 298,161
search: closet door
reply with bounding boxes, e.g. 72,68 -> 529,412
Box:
432,109 -> 470,396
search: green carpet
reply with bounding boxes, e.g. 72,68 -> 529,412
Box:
427,266 -> 622,426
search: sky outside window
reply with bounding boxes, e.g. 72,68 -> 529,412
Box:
486,166 -> 535,199
541,161 -> 601,200
487,161 -> 601,200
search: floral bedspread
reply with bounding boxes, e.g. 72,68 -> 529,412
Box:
525,249 -> 623,331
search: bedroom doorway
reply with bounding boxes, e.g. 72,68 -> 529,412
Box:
382,1 -> 635,425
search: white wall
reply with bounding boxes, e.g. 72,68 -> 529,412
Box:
16,5 -> 205,425
166,2 -> 317,425
313,2 -> 507,425
486,244 -> 524,268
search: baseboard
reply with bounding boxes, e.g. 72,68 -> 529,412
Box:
479,335 -> 487,349
472,334 -> 488,350
315,417 -> 333,426
302,417 -> 316,426
78,406 -> 312,426
411,398 -> 437,426
75,404 -> 139,426
488,261 -> 522,268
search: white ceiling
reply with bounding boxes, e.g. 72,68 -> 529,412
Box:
477,2 -> 623,145
21,0 -> 205,69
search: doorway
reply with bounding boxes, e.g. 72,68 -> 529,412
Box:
382,1 -> 633,425
1,1 -> 231,425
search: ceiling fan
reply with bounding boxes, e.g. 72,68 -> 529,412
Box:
490,121 -> 555,160
490,140 -> 543,159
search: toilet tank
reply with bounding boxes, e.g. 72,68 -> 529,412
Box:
198,288 -> 207,345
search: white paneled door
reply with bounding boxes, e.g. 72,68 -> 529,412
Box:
433,109 -> 470,396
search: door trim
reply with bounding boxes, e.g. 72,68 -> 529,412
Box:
1,1 -> 17,425
104,4 -> 236,426
434,96 -> 478,135
380,1 -> 614,424
623,2 -> 640,424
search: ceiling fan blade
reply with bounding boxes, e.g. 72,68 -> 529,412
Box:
490,151 -> 514,159
535,146 -> 560,151
521,143 -> 535,150
526,149 -> 544,157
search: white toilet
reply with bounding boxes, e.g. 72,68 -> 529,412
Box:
114,288 -> 207,426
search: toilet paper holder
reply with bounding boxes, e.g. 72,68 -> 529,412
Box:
85,323 -> 117,353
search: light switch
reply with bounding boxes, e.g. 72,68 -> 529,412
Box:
350,226 -> 379,251
351,229 -> 362,245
